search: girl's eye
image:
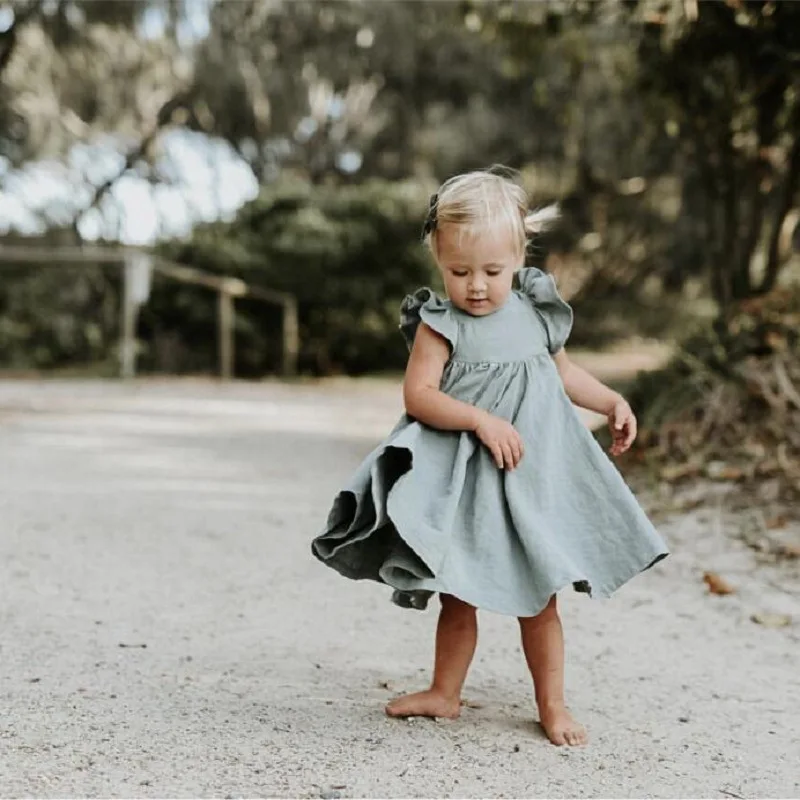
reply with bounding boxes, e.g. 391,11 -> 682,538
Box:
452,271 -> 468,278
487,270 -> 501,277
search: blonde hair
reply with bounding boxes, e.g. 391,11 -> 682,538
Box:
423,167 -> 559,260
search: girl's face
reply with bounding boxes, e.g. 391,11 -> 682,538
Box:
435,222 -> 521,316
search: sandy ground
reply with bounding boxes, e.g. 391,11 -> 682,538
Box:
0,377 -> 798,799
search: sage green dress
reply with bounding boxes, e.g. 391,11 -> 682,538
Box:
312,268 -> 668,617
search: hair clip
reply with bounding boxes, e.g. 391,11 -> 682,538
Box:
420,192 -> 438,241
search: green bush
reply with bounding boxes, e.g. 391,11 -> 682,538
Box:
0,231 -> 122,373
155,177 -> 436,376
0,179 -> 437,377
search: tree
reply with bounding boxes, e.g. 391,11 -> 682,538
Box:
186,0 -> 549,184
636,0 -> 800,311
0,0 -> 194,234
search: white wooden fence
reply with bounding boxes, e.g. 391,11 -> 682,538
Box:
0,244 -> 299,379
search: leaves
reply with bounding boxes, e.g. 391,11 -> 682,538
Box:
155,177 -> 434,375
750,612 -> 792,628
702,571 -> 736,595
627,285 -> 800,502
2,3 -> 185,164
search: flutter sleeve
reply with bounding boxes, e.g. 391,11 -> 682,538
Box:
399,288 -> 458,353
517,267 -> 573,354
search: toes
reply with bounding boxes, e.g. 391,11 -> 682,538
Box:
565,727 -> 588,746
541,716 -> 588,747
545,726 -> 566,746
385,698 -> 415,717
384,691 -> 459,719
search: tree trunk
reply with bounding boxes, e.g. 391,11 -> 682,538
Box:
760,102 -> 800,295
0,0 -> 42,76
732,161 -> 766,300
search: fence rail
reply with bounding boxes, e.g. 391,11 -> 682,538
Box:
0,244 -> 299,379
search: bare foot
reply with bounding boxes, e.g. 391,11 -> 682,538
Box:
539,704 -> 588,746
385,690 -> 461,719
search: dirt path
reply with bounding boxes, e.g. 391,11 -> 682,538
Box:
0,378 -> 798,799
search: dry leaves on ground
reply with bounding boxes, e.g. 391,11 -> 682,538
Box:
703,571 -> 736,595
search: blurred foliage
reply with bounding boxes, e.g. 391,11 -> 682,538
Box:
0,180 -> 433,375
0,229 -> 122,371
1,0 -> 799,378
633,0 -> 800,308
623,285 -> 800,501
0,0 -> 187,165
152,178 -> 434,375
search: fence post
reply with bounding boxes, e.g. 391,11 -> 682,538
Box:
282,297 -> 299,377
119,252 -> 153,379
218,287 -> 234,380
120,267 -> 136,379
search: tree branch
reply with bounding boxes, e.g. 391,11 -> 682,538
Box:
715,120 -> 739,311
760,101 -> 800,294
72,92 -> 192,238
732,83 -> 784,300
0,0 -> 43,77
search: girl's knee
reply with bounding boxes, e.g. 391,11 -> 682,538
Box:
518,594 -> 558,626
440,593 -> 476,616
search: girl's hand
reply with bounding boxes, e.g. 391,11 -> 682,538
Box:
475,411 -> 524,470
607,397 -> 637,456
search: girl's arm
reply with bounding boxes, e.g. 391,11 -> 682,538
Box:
403,322 -> 482,431
404,323 -> 523,468
551,348 -> 637,455
551,348 -> 621,414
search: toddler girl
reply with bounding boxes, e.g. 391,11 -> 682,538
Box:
312,168 -> 668,747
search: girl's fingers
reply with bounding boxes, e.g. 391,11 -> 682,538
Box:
612,416 -> 636,452
506,442 -> 517,468
486,428 -> 525,469
509,437 -> 522,467
491,444 -> 504,469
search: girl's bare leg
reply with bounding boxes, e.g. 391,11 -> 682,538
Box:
518,595 -> 588,746
385,593 -> 477,719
